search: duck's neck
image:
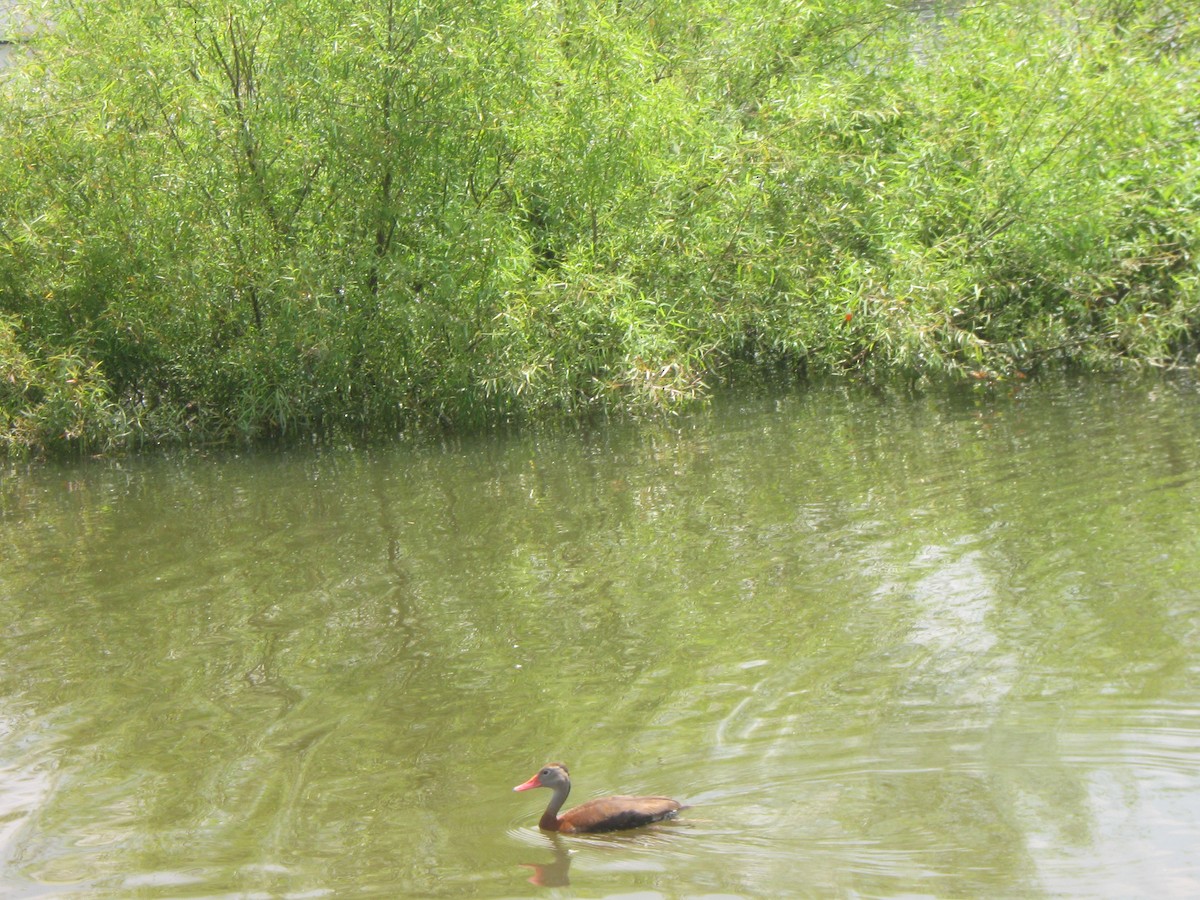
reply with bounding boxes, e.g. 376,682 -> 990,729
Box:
539,782 -> 571,831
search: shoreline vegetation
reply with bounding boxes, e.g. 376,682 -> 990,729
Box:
1,0 -> 1198,456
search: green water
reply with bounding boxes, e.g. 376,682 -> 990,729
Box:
2,376 -> 1199,898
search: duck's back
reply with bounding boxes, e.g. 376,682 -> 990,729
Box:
558,795 -> 683,833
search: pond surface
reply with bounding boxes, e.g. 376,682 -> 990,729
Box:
2,375 -> 1199,898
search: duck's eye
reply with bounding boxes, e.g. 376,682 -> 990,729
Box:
541,768 -> 551,775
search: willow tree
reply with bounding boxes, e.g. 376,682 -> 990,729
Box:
1,1 -> 1196,455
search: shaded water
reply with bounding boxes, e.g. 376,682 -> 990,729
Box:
2,375 -> 1199,898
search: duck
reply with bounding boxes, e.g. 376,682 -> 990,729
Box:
513,763 -> 683,833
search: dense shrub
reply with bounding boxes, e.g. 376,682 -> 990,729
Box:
1,0 -> 1197,454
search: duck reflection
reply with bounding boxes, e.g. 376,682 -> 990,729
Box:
520,835 -> 571,887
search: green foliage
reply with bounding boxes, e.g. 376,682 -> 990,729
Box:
1,0 -> 1197,454
0,315 -> 125,455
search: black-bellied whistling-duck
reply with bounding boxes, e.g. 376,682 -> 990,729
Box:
513,763 -> 683,834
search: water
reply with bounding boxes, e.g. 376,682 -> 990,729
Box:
2,375 -> 1199,898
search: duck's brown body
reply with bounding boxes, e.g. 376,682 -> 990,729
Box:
514,763 -> 683,834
